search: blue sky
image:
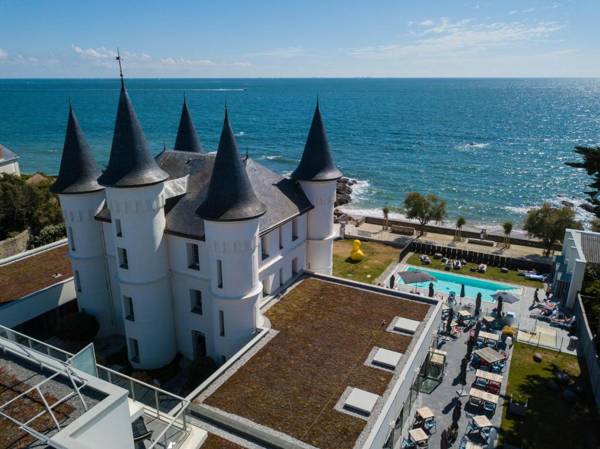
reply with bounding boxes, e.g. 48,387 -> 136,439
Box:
0,0 -> 598,77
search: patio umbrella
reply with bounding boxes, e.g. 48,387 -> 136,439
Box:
491,291 -> 521,304
440,430 -> 449,449
474,293 -> 482,316
496,296 -> 504,315
445,308 -> 454,334
460,283 -> 465,298
398,270 -> 437,284
428,282 -> 435,297
459,357 -> 468,386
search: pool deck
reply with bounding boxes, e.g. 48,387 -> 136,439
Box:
386,263 -> 576,355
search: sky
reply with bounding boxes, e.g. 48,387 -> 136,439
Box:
0,0 -> 599,78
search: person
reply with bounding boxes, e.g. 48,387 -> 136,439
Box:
531,288 -> 540,309
389,274 -> 396,289
505,335 -> 513,349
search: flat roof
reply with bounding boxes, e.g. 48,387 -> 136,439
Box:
0,351 -> 105,448
0,244 -> 72,304
195,277 -> 431,449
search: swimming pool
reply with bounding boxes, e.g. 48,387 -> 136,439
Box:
399,266 -> 519,302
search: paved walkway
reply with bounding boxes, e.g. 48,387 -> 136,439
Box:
344,222 -> 553,262
406,328 -> 512,449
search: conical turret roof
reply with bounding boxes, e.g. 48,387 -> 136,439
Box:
196,109 -> 266,221
173,98 -> 203,153
291,102 -> 342,182
98,85 -> 168,187
51,105 -> 103,194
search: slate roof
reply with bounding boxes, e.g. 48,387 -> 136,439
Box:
291,102 -> 342,182
196,110 -> 267,222
0,144 -> 18,162
581,232 -> 600,264
96,150 -> 313,239
174,99 -> 203,153
51,105 -> 103,194
98,85 -> 169,188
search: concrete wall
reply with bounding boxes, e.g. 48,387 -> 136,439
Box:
574,295 -> 600,410
0,229 -> 29,259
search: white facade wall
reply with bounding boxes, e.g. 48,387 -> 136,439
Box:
299,180 -> 337,275
60,191 -> 113,336
105,184 -> 176,369
0,159 -> 20,176
204,220 -> 262,361
102,222 -> 124,334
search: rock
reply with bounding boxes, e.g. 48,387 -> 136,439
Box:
533,352 -> 543,363
580,202 -> 595,213
561,200 -> 575,208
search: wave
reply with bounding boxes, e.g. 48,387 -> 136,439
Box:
455,142 -> 490,151
504,194 -> 595,228
235,131 -> 245,137
349,179 -> 372,202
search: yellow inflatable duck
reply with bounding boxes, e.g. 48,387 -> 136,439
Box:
350,239 -> 365,262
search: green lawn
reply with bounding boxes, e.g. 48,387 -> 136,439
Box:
405,252 -> 544,288
500,343 -> 600,449
332,240 -> 399,284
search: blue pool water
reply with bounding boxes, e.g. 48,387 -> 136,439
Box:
400,266 -> 518,302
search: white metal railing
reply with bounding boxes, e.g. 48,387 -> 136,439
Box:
0,325 -> 190,449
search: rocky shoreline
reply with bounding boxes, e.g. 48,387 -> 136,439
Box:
335,177 -> 356,207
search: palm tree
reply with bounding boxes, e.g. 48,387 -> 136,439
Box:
503,221 -> 513,248
455,216 -> 466,241
382,206 -> 390,231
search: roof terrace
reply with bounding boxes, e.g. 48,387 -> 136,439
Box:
192,276 -> 434,449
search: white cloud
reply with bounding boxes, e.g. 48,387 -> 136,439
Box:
0,48 -> 8,60
245,46 -> 310,58
159,57 -> 215,67
351,18 -> 564,59
419,19 -> 435,27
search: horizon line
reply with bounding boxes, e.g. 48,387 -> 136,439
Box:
0,76 -> 599,80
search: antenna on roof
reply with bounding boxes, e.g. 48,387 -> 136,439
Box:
116,48 -> 124,88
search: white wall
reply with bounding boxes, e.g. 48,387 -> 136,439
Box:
0,159 -> 20,176
105,184 -> 176,369
60,191 -> 113,336
298,180 -> 336,275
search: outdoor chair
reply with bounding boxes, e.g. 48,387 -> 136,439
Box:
402,438 -> 417,448
490,364 -> 504,374
480,426 -> 491,441
469,396 -> 483,408
487,383 -> 500,395
483,401 -> 496,414
474,377 -> 488,390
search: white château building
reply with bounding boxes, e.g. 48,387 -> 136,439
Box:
51,80 -> 342,369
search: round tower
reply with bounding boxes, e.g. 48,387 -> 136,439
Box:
98,82 -> 176,369
51,105 -> 113,336
292,102 -> 342,275
196,109 -> 266,361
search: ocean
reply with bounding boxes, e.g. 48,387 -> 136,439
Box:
1,78 -> 599,231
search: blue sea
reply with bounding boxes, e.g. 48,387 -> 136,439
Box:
1,78 -> 599,231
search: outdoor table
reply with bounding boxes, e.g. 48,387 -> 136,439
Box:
458,310 -> 472,318
465,442 -> 484,449
472,415 -> 493,429
475,369 -> 503,384
416,407 -> 434,420
429,349 -> 447,366
409,428 -> 429,443
474,347 -> 505,365
478,331 -> 499,342
469,387 -> 499,405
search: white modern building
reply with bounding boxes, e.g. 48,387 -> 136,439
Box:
0,143 -> 20,176
51,80 -> 342,370
553,228 -> 600,308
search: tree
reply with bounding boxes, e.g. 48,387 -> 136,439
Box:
382,206 -> 390,231
523,203 -> 581,256
455,216 -> 466,241
566,145 -> 600,217
503,221 -> 513,248
404,192 -> 447,236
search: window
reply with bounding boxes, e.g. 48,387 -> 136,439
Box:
186,243 -> 200,270
118,248 -> 128,269
280,267 -> 285,286
67,226 -> 76,251
74,270 -> 82,292
219,311 -> 225,336
123,296 -> 134,321
292,258 -> 299,275
115,219 -> 122,237
129,338 -> 140,363
190,289 -> 203,314
278,226 -> 283,250
292,219 -> 299,241
217,260 -> 223,289
261,236 -> 269,260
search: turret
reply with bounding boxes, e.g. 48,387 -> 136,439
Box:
292,102 -> 342,275
196,108 -> 266,361
173,98 -> 203,153
98,82 -> 176,369
51,105 -> 114,336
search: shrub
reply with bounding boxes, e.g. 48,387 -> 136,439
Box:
29,223 -> 66,248
55,311 -> 99,342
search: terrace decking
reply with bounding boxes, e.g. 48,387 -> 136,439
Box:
195,277 -> 431,449
0,244 -> 72,303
